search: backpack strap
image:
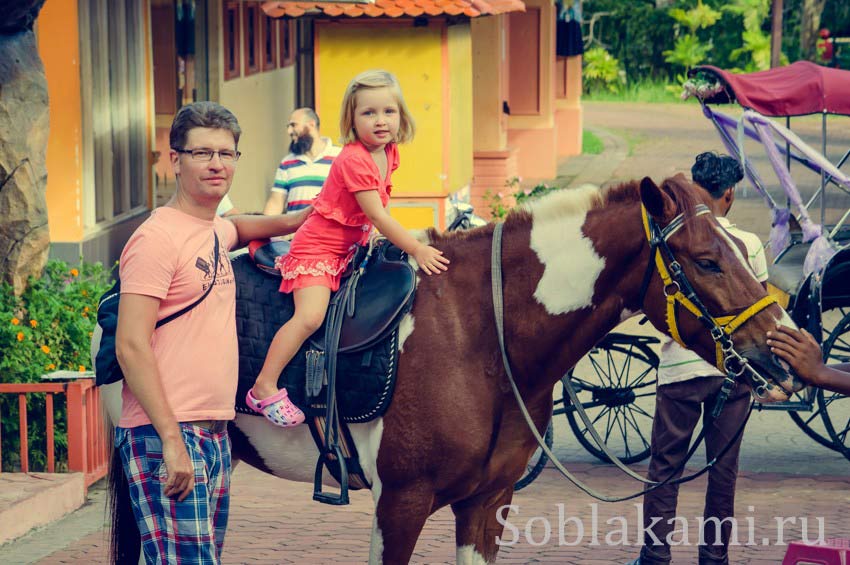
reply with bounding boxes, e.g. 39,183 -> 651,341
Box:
155,232 -> 220,328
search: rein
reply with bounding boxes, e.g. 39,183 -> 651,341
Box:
490,213 -> 761,502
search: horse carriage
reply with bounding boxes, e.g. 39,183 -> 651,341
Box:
687,61 -> 850,461
515,62 -> 850,491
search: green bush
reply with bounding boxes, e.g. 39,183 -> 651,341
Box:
0,260 -> 114,471
663,34 -> 713,69
583,47 -> 625,93
516,183 -> 561,205
484,178 -> 564,220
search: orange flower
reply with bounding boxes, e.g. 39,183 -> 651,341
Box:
11,317 -> 20,326
30,320 -> 37,328
83,306 -> 89,313
81,312 -> 88,318
70,268 -> 79,277
78,365 -> 86,372
40,345 -> 50,354
16,332 -> 24,341
81,290 -> 88,296
47,363 -> 56,370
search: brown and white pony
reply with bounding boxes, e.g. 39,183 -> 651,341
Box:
99,175 -> 801,564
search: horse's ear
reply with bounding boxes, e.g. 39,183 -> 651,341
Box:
639,177 -> 675,222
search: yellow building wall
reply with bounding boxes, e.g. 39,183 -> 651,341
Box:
315,21 -> 445,197
388,203 -> 441,231
447,24 -> 473,193
37,0 -> 84,242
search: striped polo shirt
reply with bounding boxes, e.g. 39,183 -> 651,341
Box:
271,138 -> 341,213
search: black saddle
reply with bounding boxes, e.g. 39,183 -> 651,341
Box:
235,239 -> 417,504
248,238 -> 415,352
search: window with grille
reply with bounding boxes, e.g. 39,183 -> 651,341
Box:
243,2 -> 261,76
261,12 -> 277,71
279,19 -> 295,68
224,1 -> 241,80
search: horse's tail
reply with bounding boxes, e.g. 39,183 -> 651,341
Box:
93,324 -> 139,563
107,440 -> 140,563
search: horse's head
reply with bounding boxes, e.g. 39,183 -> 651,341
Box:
638,174 -> 803,401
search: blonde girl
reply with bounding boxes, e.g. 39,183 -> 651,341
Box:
246,70 -> 449,427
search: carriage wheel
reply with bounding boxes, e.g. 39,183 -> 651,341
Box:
513,420 -> 553,492
564,339 -> 658,464
788,395 -> 838,450
817,308 -> 850,460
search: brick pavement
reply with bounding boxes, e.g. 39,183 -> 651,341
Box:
5,463 -> 846,564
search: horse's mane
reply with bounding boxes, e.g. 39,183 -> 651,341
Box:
428,173 -> 705,245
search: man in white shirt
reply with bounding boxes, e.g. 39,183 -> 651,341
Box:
631,153 -> 767,565
262,108 -> 341,215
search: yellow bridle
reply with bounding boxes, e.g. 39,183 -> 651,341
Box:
640,204 -> 777,372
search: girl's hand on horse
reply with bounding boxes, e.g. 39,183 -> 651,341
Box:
767,325 -> 824,384
161,437 -> 195,501
413,243 -> 450,275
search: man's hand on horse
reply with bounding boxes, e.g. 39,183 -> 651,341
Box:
768,325 -> 850,395
767,325 -> 823,384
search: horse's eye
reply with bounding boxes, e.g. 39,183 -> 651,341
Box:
695,259 -> 722,273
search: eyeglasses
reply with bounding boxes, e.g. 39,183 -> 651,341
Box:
173,148 -> 242,162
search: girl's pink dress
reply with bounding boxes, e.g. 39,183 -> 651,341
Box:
275,141 -> 399,292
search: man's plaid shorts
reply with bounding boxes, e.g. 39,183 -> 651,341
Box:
116,422 -> 231,564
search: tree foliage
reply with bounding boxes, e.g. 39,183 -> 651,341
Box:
583,46 -> 625,92
583,0 -> 848,84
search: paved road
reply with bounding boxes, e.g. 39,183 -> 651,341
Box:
3,464 -> 849,564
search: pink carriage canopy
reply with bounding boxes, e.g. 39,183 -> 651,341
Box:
690,62 -> 850,117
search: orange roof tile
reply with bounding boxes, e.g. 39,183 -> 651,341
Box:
262,0 -> 523,19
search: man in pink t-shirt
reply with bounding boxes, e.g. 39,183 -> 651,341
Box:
113,101 -> 308,564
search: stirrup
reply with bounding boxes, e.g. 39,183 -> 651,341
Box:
313,444 -> 349,505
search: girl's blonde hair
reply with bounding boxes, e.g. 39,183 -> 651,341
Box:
339,70 -> 416,145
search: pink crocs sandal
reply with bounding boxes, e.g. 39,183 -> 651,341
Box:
246,388 -> 305,428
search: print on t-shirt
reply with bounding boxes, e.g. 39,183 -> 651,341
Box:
196,242 -> 234,292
